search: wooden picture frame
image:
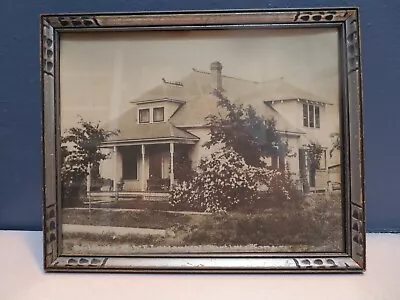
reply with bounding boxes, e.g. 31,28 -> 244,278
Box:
41,7 -> 365,273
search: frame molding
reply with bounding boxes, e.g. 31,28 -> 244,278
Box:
41,7 -> 365,273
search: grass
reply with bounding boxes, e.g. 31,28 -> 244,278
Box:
84,199 -> 172,211
62,192 -> 343,253
63,231 -> 165,246
63,208 -> 208,230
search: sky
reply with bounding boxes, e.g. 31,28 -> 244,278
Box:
59,27 -> 340,131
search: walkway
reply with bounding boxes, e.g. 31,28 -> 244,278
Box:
62,224 -> 167,237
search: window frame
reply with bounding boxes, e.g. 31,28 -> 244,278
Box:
303,103 -> 321,129
315,105 -> 320,128
308,104 -> 315,127
153,107 -> 165,122
302,104 -> 308,127
138,108 -> 150,124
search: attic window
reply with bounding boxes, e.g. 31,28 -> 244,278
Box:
303,103 -> 320,128
139,109 -> 150,123
153,107 -> 164,122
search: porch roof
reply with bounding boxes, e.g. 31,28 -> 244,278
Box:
102,122 -> 199,146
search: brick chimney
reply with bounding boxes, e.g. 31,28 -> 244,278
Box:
210,61 -> 223,91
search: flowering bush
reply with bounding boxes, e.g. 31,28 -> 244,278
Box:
169,148 -> 292,213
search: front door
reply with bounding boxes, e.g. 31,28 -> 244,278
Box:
149,151 -> 162,179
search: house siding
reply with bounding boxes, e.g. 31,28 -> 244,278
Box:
184,127 -> 219,168
272,101 -> 341,182
301,104 -> 330,147
271,100 -> 337,147
99,148 -> 122,186
184,127 -> 302,184
315,169 -> 329,191
123,154 -> 147,191
328,164 -> 341,185
269,101 -> 301,132
99,146 -> 143,191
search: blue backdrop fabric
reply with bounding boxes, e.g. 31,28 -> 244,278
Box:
0,1 -> 399,232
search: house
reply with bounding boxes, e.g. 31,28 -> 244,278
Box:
98,61 -> 340,194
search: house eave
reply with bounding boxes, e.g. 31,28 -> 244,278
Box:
277,130 -> 305,136
101,137 -> 199,147
175,124 -> 209,129
264,98 -> 333,106
328,163 -> 341,169
175,125 -> 304,135
131,98 -> 186,105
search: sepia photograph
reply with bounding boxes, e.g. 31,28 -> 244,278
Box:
58,27 -> 344,256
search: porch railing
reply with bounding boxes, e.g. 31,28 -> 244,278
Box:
147,178 -> 170,192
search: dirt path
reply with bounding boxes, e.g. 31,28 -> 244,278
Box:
63,224 -> 167,236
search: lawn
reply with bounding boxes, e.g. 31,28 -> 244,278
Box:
84,199 -> 172,210
62,192 -> 343,255
63,208 -> 208,230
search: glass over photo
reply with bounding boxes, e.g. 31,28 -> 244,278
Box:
59,28 -> 344,255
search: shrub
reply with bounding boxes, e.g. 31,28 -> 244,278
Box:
173,151 -> 196,183
169,148 -> 296,213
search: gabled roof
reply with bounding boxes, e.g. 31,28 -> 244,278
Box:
130,78 -> 192,104
104,114 -> 199,144
168,70 -> 305,134
238,78 -> 330,105
105,65 -> 331,142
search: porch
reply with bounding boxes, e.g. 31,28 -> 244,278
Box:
92,139 -> 196,194
298,147 -> 331,193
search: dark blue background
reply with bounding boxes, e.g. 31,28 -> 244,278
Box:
0,1 -> 399,232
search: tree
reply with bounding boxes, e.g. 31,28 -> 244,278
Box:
203,90 -> 284,167
169,92 -> 302,213
61,117 -> 118,207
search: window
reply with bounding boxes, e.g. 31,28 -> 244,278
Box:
302,104 -> 308,127
303,103 -> 320,128
309,104 -> 314,127
139,109 -> 150,123
121,147 -> 138,180
315,106 -> 320,128
153,107 -> 164,122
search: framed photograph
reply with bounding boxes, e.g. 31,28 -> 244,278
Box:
41,7 -> 365,273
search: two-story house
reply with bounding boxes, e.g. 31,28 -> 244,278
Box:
98,61 -> 340,194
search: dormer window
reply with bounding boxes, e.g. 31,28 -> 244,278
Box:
139,109 -> 150,123
303,103 -> 320,128
138,107 -> 165,124
153,107 -> 164,122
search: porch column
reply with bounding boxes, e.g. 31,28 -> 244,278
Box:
141,144 -> 146,191
169,142 -> 175,187
86,163 -> 91,194
113,146 -> 118,192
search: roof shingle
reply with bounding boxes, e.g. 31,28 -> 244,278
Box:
105,117 -> 199,143
105,66 -> 327,142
